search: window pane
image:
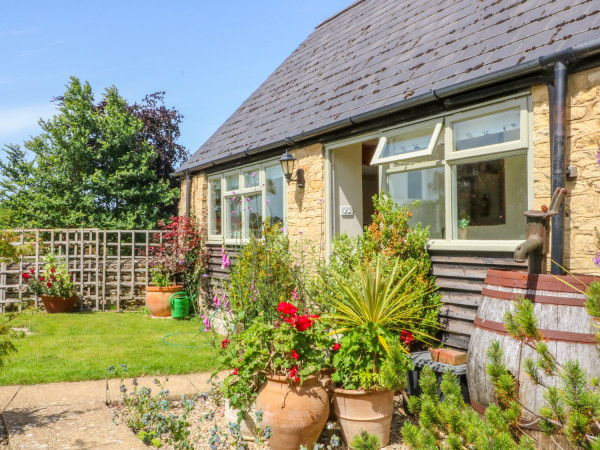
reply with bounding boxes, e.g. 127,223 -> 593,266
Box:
209,179 -> 222,235
387,167 -> 445,239
265,165 -> 284,226
382,128 -> 433,158
453,108 -> 520,151
225,196 -> 241,239
456,155 -> 527,240
243,169 -> 260,188
226,174 -> 239,191
244,194 -> 263,238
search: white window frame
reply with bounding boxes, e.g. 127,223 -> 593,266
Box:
207,158 -> 287,244
371,117 -> 444,165
379,95 -> 533,251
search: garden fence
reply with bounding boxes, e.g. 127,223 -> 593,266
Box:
0,229 -> 164,312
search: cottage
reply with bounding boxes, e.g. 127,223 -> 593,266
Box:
175,0 -> 600,350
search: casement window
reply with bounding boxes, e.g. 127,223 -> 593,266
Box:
208,160 -> 286,242
373,96 -> 531,246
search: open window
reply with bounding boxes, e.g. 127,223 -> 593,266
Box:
370,118 -> 443,165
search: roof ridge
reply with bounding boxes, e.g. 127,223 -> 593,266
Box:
315,0 -> 366,29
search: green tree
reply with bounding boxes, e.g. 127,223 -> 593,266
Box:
0,77 -> 180,229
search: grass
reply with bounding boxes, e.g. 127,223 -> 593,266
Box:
0,310 -> 221,385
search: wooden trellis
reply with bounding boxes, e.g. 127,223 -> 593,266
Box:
0,229 -> 164,312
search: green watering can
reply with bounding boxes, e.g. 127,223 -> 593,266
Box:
170,292 -> 196,319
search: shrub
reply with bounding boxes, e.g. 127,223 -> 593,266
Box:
350,430 -> 382,450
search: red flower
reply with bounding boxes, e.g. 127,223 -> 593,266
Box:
288,367 -> 300,382
295,315 -> 314,332
38,277 -> 44,282
232,368 -> 238,375
332,343 -> 341,351
22,273 -> 30,280
221,338 -> 230,349
277,302 -> 297,315
29,268 -> 35,274
46,282 -> 52,287
50,267 -> 56,273
290,350 -> 299,360
401,330 -> 414,345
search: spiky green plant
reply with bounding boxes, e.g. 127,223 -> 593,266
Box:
323,253 -> 438,354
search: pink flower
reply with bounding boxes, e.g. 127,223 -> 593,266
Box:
251,172 -> 257,178
213,293 -> 221,308
292,287 -> 298,301
202,314 -> 211,332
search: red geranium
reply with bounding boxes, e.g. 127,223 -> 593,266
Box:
277,302 -> 297,315
401,330 -> 414,345
46,282 -> 52,287
332,343 -> 341,351
221,338 -> 230,349
22,273 -> 30,280
290,350 -> 299,360
288,367 -> 300,382
29,268 -> 35,274
232,368 -> 238,375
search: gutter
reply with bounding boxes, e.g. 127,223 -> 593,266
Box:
173,38 -> 600,178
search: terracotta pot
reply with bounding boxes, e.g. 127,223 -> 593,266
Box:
256,374 -> 329,450
224,399 -> 257,441
40,295 -> 78,314
319,368 -> 336,420
332,387 -> 394,447
145,286 -> 183,317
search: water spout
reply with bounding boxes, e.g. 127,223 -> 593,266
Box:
514,235 -> 543,262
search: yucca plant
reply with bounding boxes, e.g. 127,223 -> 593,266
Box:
324,253 -> 439,354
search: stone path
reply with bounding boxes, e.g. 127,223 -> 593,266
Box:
0,372 -> 214,449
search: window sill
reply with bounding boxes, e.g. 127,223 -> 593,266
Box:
427,239 -> 523,252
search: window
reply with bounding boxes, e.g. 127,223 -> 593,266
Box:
371,118 -> 443,165
208,160 -> 286,242
382,96 -> 530,244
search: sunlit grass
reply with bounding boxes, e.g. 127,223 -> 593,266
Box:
0,310 -> 220,385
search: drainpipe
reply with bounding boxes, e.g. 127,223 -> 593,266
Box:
549,61 -> 568,275
185,172 -> 191,218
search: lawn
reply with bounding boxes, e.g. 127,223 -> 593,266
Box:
0,311 -> 221,385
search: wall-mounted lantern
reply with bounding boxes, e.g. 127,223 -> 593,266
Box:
280,150 -> 305,188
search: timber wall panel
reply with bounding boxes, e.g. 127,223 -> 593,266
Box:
430,250 -> 527,351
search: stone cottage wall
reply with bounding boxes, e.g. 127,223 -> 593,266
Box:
287,144 -> 327,263
178,173 -> 208,237
532,66 -> 600,273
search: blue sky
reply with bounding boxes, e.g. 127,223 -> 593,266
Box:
1,0 -> 351,160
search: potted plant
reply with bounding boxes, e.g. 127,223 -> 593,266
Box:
220,300 -> 333,450
146,216 -> 206,317
22,253 -> 77,313
458,215 -> 470,240
323,254 -> 437,447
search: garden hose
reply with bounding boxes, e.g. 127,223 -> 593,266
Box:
161,307 -> 220,348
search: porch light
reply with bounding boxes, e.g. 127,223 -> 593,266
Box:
280,150 -> 304,188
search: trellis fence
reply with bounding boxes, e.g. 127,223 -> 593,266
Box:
0,229 -> 165,312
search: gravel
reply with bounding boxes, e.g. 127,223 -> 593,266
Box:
113,393 -> 412,449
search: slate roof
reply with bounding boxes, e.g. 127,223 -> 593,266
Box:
180,0 -> 600,172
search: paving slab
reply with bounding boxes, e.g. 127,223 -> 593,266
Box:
0,372 -> 215,449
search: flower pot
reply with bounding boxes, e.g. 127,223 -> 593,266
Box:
332,387 -> 394,447
224,399 -> 258,441
256,374 -> 329,450
319,368 -> 336,420
40,295 -> 78,314
458,227 -> 467,240
145,286 -> 183,317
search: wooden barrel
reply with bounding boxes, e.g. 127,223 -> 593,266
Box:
467,269 -> 600,431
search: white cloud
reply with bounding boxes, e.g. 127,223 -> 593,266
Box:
0,104 -> 57,143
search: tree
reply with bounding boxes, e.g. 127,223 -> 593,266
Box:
0,77 -> 187,229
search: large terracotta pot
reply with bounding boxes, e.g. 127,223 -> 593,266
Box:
256,374 -> 329,450
145,286 -> 183,317
224,399 -> 257,441
40,295 -> 78,314
319,368 -> 336,420
332,387 -> 394,447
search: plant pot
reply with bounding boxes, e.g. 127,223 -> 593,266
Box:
332,387 -> 394,447
256,374 -> 329,450
145,286 -> 183,317
458,227 -> 467,240
319,368 -> 336,421
224,399 -> 258,441
40,295 -> 78,314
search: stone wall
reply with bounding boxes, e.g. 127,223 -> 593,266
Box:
178,173 -> 209,237
532,67 -> 600,273
287,144 -> 326,262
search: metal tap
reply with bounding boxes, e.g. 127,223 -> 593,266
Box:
514,187 -> 567,274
